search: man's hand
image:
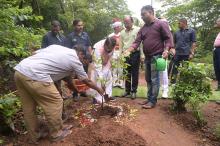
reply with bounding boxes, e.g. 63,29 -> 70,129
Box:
189,53 -> 194,60
97,88 -> 105,96
162,50 -> 169,59
82,78 -> 104,96
123,47 -> 134,57
169,48 -> 175,56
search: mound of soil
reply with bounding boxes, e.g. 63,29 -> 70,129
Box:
70,119 -> 147,146
91,106 -> 120,118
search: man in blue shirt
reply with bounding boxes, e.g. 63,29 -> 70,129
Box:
63,19 -> 92,100
41,20 -> 65,98
171,18 -> 196,83
63,19 -> 92,58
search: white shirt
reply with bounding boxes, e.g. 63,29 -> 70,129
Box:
93,39 -> 113,78
14,45 -> 88,82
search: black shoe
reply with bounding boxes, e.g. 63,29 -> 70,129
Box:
216,100 -> 220,105
80,92 -> 87,97
72,92 -> 80,102
131,93 -> 136,100
109,96 -> 116,101
121,92 -> 130,98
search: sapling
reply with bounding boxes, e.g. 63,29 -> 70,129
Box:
94,53 -> 129,110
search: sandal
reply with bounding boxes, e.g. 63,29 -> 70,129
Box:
50,129 -> 72,142
62,124 -> 73,130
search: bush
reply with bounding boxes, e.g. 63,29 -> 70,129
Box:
0,92 -> 22,134
205,63 -> 216,79
214,124 -> 220,139
0,3 -> 44,94
171,62 -> 212,125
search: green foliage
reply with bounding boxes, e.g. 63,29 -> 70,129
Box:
0,0 -> 44,94
33,0 -> 130,43
193,52 -> 215,79
0,92 -> 21,132
171,62 -> 212,125
111,54 -> 130,82
214,123 -> 220,139
159,0 -> 220,59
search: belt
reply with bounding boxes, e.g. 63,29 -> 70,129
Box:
131,50 -> 140,54
145,52 -> 163,60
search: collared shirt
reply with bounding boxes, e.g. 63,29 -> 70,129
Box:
120,26 -> 140,52
214,32 -> 220,47
93,39 -> 113,78
14,45 -> 88,82
131,19 -> 173,57
174,28 -> 196,55
41,31 -> 65,48
63,31 -> 92,52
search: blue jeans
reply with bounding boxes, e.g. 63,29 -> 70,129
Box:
145,58 -> 160,105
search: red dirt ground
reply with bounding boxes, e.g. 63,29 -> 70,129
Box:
2,70 -> 220,146
6,97 -> 219,146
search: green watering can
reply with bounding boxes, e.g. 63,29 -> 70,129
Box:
154,57 -> 167,71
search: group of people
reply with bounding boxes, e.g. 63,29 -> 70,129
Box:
14,4 -> 220,144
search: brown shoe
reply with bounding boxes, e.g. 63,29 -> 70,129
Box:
142,102 -> 155,109
138,100 -> 149,105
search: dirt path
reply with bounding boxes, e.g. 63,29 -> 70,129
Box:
123,98 -> 203,146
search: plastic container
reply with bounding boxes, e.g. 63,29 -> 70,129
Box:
73,79 -> 90,92
155,58 -> 166,71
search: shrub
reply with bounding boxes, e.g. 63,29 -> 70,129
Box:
0,92 -> 22,133
171,62 -> 212,125
214,124 -> 220,139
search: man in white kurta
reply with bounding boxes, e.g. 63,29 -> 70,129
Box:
91,37 -> 116,103
109,20 -> 124,88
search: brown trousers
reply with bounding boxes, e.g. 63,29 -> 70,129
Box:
14,71 -> 63,140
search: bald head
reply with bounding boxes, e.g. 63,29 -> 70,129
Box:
123,15 -> 133,30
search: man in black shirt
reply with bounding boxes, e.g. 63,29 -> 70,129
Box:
41,20 -> 65,48
41,20 -> 65,98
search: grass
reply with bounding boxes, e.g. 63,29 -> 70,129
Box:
113,85 -> 220,101
112,86 -> 146,98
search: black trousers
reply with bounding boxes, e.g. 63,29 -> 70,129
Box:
124,51 -> 140,93
171,55 -> 189,83
214,47 -> 220,86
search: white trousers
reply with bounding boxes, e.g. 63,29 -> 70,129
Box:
160,66 -> 169,94
112,50 -> 124,87
90,68 -> 112,103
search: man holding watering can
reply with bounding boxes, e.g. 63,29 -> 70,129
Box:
124,5 -> 173,109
